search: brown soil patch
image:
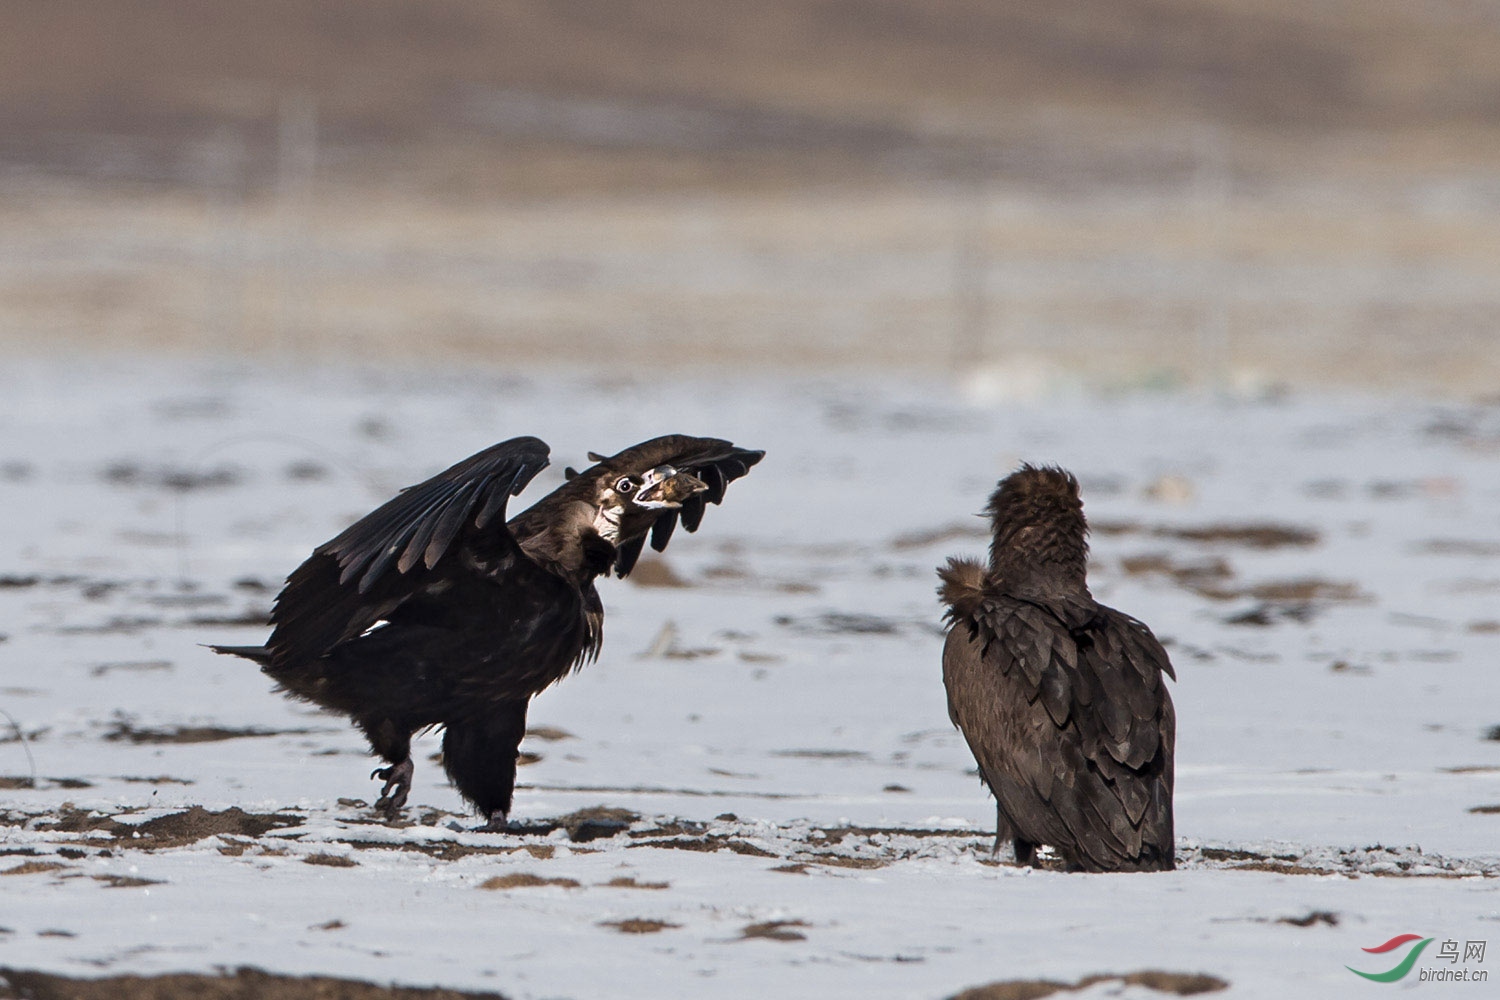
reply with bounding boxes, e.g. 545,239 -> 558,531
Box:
740,920 -> 809,942
600,919 -> 680,934
798,854 -> 888,870
1165,525 -> 1318,548
478,873 -> 581,890
33,805 -> 303,848
104,720 -> 315,744
523,727 -> 574,742
0,861 -> 67,877
950,971 -> 1228,999
1121,554 -> 1234,585
625,561 -> 689,588
558,806 -> 638,843
1094,521 -> 1317,549
600,877 -> 669,890
0,967 -> 510,999
1244,579 -> 1363,602
1194,843 -> 1494,878
631,836 -> 776,858
1113,972 -> 1228,995
892,524 -> 989,550
38,778 -> 91,790
303,853 -> 358,868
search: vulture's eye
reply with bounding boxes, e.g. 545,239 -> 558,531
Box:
614,477 -> 636,494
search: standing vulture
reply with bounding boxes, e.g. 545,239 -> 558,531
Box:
937,465 -> 1176,871
213,434 -> 762,829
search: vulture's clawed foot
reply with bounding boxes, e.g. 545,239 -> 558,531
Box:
473,811 -> 509,834
371,758 -> 414,818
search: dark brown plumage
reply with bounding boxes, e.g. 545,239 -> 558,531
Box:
212,434 -> 762,828
938,464 -> 1176,872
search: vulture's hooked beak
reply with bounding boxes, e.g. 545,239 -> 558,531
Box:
634,465 -> 707,509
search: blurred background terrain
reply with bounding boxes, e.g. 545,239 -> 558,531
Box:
3,0 -> 1500,392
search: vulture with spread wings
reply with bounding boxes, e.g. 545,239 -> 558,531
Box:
213,434 -> 762,829
937,465 -> 1176,872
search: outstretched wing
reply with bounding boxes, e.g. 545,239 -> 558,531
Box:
266,436 -> 551,668
942,596 -> 1175,871
615,435 -> 764,577
511,434 -> 764,578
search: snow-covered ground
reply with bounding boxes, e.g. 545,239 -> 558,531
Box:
1,358 -> 1498,998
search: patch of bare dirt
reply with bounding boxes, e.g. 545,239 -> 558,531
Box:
631,836 -> 777,859
28,805 -> 304,848
103,718 -> 316,744
0,777 -> 92,790
1094,521 -> 1318,548
600,918 -> 679,934
523,726 -> 574,742
0,861 -> 68,877
0,967 -> 510,999
478,873 -> 581,890
891,524 -> 989,550
1119,554 -> 1235,596
302,853 -> 357,868
625,561 -> 689,588
600,877 -> 669,890
740,920 -> 808,942
950,971 -> 1228,999
1190,843 -> 1496,878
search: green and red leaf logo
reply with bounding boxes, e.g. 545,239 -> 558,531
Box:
1346,934 -> 1434,982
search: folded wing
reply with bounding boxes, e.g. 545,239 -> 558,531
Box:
945,596 -> 1175,871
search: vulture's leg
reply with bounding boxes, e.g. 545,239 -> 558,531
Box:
991,801 -> 1016,857
360,718 -> 414,819
443,699 -> 529,831
1012,838 -> 1039,867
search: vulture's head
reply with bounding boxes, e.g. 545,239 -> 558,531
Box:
591,463 -> 708,544
985,463 -> 1089,585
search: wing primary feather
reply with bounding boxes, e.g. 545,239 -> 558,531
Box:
614,535 -> 646,577
680,494 -> 706,532
700,464 -> 726,504
401,484 -> 473,574
650,512 -> 678,552
424,481 -> 486,570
